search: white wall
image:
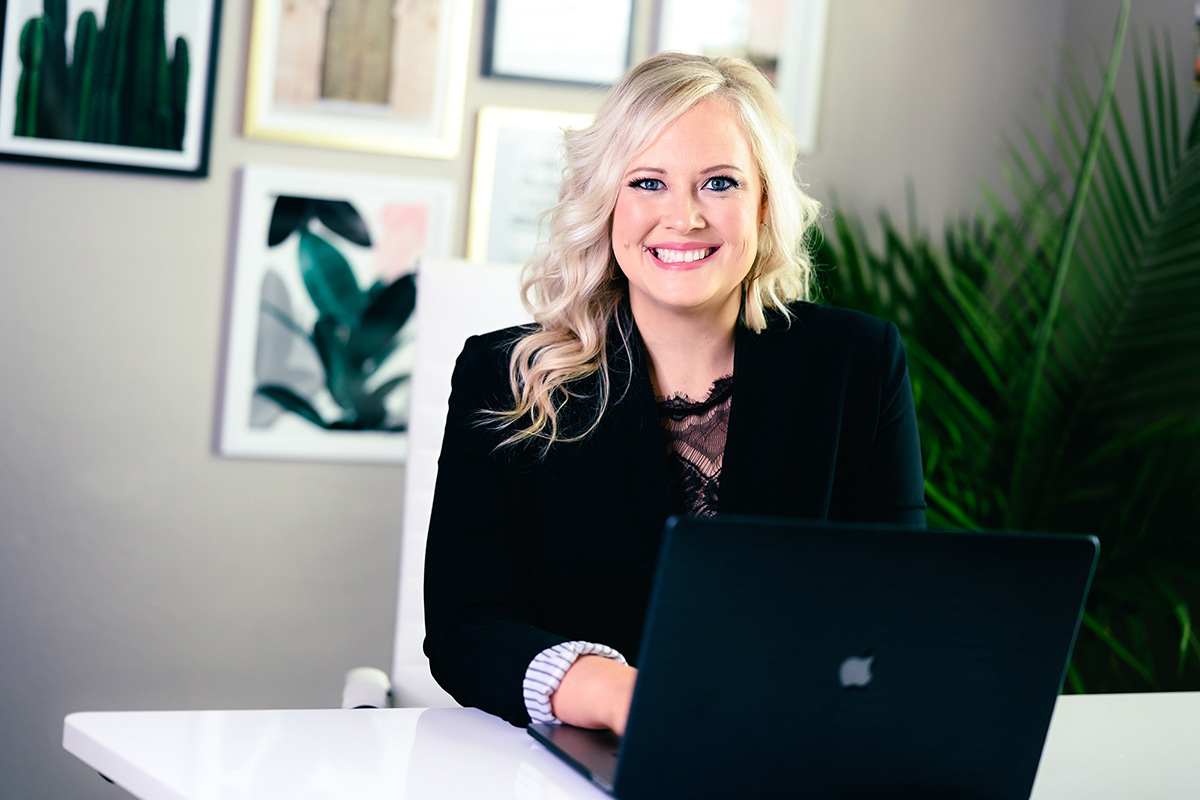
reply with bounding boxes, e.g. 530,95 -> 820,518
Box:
1,1 -> 1194,797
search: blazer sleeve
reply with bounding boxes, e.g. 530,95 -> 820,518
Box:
423,334 -> 569,727
858,320 -> 926,526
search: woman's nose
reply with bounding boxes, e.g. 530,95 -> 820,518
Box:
664,190 -> 705,232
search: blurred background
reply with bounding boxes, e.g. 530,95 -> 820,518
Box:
1,1 -> 1195,797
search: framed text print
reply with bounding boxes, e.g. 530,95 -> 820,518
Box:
243,0 -> 471,158
219,165 -> 455,463
467,106 -> 592,265
483,0 -> 632,86
0,0 -> 222,175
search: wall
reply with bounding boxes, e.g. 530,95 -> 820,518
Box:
0,1 -> 1193,798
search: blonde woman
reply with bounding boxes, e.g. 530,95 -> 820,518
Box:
424,53 -> 925,735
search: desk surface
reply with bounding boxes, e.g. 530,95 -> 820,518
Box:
65,693 -> 1200,800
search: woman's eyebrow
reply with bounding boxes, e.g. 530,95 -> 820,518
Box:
623,166 -> 666,178
623,164 -> 746,178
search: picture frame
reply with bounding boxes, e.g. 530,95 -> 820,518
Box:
466,106 -> 592,265
243,0 -> 472,159
0,0 -> 222,176
483,0 -> 632,86
653,0 -> 829,152
219,165 -> 455,463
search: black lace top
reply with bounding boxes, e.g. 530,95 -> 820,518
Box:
657,375 -> 733,517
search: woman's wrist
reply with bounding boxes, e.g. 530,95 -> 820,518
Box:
550,655 -> 638,734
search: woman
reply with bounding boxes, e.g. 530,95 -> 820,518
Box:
424,52 -> 925,735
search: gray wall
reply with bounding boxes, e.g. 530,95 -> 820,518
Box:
1,1 -> 1194,797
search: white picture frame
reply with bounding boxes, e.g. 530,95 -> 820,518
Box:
467,106 -> 593,264
219,165 -> 455,463
654,0 -> 829,153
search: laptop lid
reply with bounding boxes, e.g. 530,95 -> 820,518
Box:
533,516 -> 1098,800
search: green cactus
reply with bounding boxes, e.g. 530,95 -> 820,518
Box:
69,11 -> 99,140
124,0 -> 160,146
168,37 -> 189,150
12,0 -> 189,150
14,18 -> 43,137
87,0 -> 113,141
37,0 -> 70,139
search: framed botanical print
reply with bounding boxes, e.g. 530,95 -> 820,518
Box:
219,165 -> 455,463
0,0 -> 222,175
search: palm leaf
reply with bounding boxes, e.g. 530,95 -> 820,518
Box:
819,9 -> 1200,691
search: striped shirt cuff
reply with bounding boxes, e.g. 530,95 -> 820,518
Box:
523,641 -> 627,724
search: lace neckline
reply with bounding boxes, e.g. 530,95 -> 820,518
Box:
657,374 -> 734,415
657,374 -> 733,518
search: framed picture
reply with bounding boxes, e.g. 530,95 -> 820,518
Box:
483,0 -> 632,85
220,165 -> 455,463
0,0 -> 222,176
243,0 -> 471,158
467,106 -> 592,264
654,0 -> 829,152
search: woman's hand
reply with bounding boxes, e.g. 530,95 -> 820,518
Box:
549,655 -> 638,735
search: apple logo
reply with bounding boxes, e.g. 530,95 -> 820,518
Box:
838,654 -> 875,688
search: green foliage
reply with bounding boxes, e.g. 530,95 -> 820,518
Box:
13,0 -> 188,149
69,12 -> 99,140
168,38 -> 189,150
817,8 -> 1200,693
15,17 -> 44,137
257,197 -> 415,432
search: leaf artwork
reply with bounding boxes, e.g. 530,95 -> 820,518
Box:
253,195 -> 416,432
14,0 -> 190,149
817,3 -> 1200,693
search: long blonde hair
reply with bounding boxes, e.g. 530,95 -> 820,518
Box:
492,52 -> 821,447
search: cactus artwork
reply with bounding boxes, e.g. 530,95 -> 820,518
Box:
11,0 -> 190,149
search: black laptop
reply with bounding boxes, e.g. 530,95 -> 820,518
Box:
528,515 -> 1098,800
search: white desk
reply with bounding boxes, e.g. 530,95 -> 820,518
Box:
64,693 -> 1200,800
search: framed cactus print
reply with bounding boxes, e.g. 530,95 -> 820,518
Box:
0,0 -> 221,175
243,0 -> 471,158
219,165 -> 455,463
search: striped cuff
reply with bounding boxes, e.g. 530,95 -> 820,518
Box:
523,641 -> 627,724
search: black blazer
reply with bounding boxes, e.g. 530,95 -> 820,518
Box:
423,302 -> 925,726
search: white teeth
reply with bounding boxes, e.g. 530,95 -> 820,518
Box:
652,248 -> 714,263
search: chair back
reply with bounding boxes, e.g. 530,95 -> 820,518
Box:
391,259 -> 531,706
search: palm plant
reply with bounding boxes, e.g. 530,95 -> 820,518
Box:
816,2 -> 1200,693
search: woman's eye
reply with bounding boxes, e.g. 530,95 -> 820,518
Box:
628,178 -> 664,191
705,176 -> 739,191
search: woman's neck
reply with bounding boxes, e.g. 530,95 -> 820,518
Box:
632,297 -> 739,401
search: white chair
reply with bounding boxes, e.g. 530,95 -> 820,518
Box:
344,259 -> 532,709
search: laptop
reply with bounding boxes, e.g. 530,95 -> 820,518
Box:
528,515 -> 1098,800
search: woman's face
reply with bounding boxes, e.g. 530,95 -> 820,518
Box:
611,97 -> 764,325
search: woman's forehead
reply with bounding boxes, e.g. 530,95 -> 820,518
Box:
624,98 -> 755,172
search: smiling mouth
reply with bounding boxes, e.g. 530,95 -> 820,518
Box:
650,247 -> 717,264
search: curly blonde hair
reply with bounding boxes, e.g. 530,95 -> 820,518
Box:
492,52 -> 821,447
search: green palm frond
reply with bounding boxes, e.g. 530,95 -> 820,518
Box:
818,4 -> 1200,693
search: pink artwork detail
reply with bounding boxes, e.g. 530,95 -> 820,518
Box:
377,204 -> 428,283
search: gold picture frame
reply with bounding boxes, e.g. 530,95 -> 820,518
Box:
467,106 -> 593,264
243,0 -> 472,158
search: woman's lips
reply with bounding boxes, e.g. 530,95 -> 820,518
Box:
648,245 -> 718,267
